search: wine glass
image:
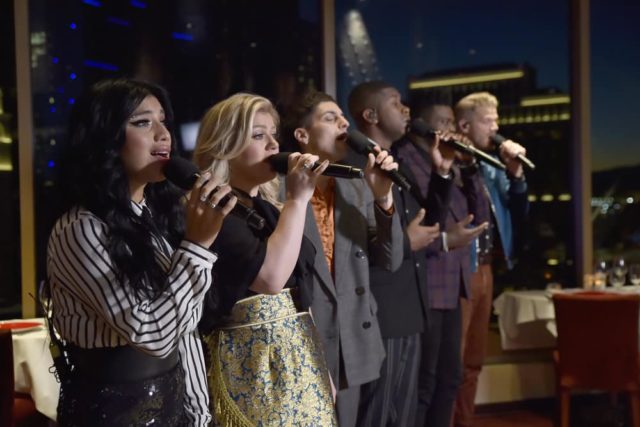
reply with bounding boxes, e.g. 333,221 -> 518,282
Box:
608,257 -> 627,288
612,257 -> 628,279
608,268 -> 625,288
593,259 -> 607,289
629,264 -> 640,287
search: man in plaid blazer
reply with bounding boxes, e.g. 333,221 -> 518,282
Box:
396,96 -> 490,427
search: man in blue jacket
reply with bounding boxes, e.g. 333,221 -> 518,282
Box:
452,92 -> 529,427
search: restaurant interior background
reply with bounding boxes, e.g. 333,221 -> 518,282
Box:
1,0 -> 639,326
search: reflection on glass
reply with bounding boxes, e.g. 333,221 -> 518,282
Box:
0,0 -> 21,319
28,0 -> 323,289
335,0 -> 573,291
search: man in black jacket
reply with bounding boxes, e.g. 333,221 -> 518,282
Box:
348,81 -> 452,426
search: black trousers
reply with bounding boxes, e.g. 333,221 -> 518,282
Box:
415,305 -> 463,427
357,333 -> 421,427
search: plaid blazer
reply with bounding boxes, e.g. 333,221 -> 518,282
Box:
393,138 -> 490,310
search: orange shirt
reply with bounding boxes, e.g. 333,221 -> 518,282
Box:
310,178 -> 336,276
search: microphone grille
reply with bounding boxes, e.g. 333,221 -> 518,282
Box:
346,130 -> 374,155
268,152 -> 291,174
409,118 -> 434,138
491,134 -> 506,145
164,157 -> 200,190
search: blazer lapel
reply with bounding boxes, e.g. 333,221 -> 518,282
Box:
333,180 -> 357,286
304,204 -> 337,300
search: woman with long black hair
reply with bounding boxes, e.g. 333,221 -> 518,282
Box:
46,78 -> 234,426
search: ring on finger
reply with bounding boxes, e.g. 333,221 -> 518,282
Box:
302,161 -> 313,170
199,195 -> 208,203
209,201 -> 217,209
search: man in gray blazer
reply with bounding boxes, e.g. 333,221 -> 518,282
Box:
281,90 -> 403,427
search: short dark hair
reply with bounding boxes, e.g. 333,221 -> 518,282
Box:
347,80 -> 394,125
280,89 -> 336,151
410,91 -> 453,120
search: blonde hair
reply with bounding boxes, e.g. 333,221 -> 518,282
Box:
193,93 -> 281,208
454,92 -> 499,120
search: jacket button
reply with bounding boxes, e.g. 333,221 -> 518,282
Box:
355,287 -> 365,296
355,250 -> 366,259
415,262 -> 420,268
362,321 -> 371,329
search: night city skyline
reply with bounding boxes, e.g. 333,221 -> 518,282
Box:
335,0 -> 640,172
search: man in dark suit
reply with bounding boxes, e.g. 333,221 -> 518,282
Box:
282,90 -> 404,427
347,81 -> 449,427
403,95 -> 490,427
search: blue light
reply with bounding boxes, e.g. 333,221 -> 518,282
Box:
172,32 -> 193,41
48,160 -> 55,168
83,60 -> 119,72
69,22 -> 77,30
82,0 -> 102,6
52,57 -> 59,64
130,0 -> 147,9
106,16 -> 131,27
70,72 -> 77,80
49,106 -> 56,113
68,98 -> 75,105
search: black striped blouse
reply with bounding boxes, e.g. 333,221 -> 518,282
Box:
46,202 -> 215,426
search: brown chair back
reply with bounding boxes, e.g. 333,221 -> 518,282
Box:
0,329 -> 14,426
553,292 -> 640,391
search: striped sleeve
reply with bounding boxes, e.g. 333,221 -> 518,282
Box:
179,330 -> 212,426
47,211 -> 216,357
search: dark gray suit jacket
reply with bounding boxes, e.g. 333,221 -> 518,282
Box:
303,178 -> 403,389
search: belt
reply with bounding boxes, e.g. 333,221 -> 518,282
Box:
67,344 -> 179,383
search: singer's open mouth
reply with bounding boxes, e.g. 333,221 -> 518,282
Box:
151,151 -> 171,159
336,133 -> 348,142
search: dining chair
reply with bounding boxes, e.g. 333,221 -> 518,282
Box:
553,292 -> 640,427
0,329 -> 48,427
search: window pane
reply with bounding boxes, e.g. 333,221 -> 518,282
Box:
591,1 -> 640,272
335,0 -> 574,290
0,0 -> 21,319
28,0 -> 323,286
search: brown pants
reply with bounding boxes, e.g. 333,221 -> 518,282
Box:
452,264 -> 493,427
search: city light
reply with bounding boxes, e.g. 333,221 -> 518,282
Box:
409,69 -> 524,90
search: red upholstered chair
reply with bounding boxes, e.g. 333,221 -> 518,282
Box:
553,292 -> 640,427
0,329 -> 48,427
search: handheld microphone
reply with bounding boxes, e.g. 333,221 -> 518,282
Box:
268,152 -> 364,179
491,134 -> 536,170
409,118 -> 506,170
346,130 -> 413,191
164,157 -> 265,230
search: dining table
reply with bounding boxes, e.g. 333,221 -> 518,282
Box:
1,317 -> 59,421
493,286 -> 640,350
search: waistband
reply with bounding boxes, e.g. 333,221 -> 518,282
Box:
224,288 -> 302,328
67,344 -> 179,383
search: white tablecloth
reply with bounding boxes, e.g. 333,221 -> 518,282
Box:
493,287 -> 640,350
493,290 -> 558,350
4,318 -> 59,421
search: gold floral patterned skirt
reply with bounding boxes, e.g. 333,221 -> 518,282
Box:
204,289 -> 337,427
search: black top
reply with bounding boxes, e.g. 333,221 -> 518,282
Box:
199,196 -> 316,333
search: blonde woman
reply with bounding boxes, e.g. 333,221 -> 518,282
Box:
194,93 -> 337,426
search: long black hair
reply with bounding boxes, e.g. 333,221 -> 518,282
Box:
61,78 -> 185,299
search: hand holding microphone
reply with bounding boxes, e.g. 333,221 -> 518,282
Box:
269,152 -> 363,179
164,157 -> 265,230
409,118 -> 506,170
491,134 -> 535,174
346,130 -> 411,191
183,172 -> 237,248
282,152 -> 329,204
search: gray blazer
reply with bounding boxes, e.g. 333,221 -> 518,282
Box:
304,178 -> 403,389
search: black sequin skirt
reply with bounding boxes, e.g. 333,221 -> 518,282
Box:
57,364 -> 186,426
